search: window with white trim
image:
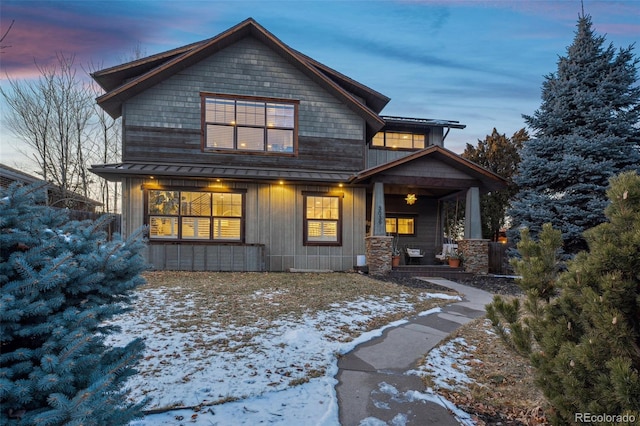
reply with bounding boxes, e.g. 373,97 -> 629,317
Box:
203,94 -> 297,153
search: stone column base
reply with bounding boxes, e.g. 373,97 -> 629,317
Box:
365,235 -> 393,276
459,239 -> 489,274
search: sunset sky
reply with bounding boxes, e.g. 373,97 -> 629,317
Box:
1,0 -> 639,171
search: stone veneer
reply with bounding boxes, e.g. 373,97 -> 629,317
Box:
365,235 -> 394,276
458,239 -> 490,274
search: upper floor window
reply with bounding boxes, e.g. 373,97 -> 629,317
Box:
202,94 -> 298,154
146,189 -> 244,242
372,131 -> 425,149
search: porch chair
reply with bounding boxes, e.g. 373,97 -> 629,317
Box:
404,247 -> 424,265
435,243 -> 458,263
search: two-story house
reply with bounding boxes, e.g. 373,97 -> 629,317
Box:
90,18 -> 505,274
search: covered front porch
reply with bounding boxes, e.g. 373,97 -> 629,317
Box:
350,146 -> 507,275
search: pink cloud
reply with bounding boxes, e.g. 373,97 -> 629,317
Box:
0,3 -> 141,79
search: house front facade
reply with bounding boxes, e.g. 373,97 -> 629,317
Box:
90,18 -> 505,273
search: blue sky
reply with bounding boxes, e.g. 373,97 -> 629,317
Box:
1,0 -> 639,170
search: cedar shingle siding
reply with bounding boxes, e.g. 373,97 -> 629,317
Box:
124,38 -> 365,172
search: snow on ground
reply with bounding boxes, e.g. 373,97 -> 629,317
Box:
359,381 -> 475,426
106,287 -> 462,425
412,337 -> 479,390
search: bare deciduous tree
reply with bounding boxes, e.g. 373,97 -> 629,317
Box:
1,53 -> 95,209
86,61 -> 122,213
0,19 -> 14,50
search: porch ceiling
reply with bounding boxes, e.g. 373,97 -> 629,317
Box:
381,183 -> 467,199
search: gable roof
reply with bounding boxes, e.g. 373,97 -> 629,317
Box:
92,18 -> 388,133
349,145 -> 507,193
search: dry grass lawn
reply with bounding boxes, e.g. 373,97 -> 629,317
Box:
140,270 -> 457,340
425,315 -> 551,425
137,271 -> 551,422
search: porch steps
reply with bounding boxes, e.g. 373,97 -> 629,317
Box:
390,265 -> 473,281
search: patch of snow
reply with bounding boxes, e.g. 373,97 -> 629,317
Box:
104,286 -> 467,425
358,418 -> 388,426
390,413 -> 408,426
409,337 -> 476,391
369,382 -> 474,426
405,389 -> 475,426
424,293 -> 462,301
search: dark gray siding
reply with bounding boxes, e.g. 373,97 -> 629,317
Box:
123,37 -> 365,172
380,194 -> 440,264
365,127 -> 446,168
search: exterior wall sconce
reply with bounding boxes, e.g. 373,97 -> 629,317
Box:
405,193 -> 417,205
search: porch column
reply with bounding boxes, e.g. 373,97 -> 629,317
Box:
464,187 -> 482,239
366,182 -> 392,275
462,186 -> 489,274
371,182 -> 386,236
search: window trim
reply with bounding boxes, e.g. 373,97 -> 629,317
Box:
385,215 -> 417,237
303,191 -> 343,246
201,92 -> 299,156
371,131 -> 427,150
143,186 -> 247,243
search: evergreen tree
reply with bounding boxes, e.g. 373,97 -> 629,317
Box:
489,171 -> 640,424
462,128 -> 527,240
0,183 -> 148,425
509,14 -> 640,256
533,171 -> 640,424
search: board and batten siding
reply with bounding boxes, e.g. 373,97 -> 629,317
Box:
122,36 -> 365,172
122,178 -> 366,272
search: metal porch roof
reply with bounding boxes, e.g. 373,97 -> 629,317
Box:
89,162 -> 353,183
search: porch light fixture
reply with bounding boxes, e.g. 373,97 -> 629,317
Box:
405,193 -> 417,205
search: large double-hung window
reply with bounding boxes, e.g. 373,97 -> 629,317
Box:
304,193 -> 342,245
202,94 -> 298,154
147,189 -> 244,241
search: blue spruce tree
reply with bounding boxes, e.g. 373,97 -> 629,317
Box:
0,183 -> 148,425
509,14 -> 640,255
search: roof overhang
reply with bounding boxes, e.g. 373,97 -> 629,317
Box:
92,18 -> 387,134
381,116 -> 466,130
90,162 -> 353,184
349,146 -> 507,197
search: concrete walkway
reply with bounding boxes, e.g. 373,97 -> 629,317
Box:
335,278 -> 494,426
